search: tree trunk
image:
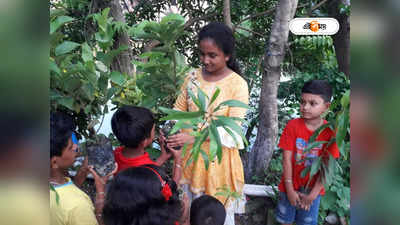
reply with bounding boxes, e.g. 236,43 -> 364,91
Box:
245,0 -> 298,182
328,0 -> 350,77
223,0 -> 233,30
90,0 -> 135,77
109,0 -> 135,77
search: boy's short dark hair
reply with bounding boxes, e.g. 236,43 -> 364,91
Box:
301,80 -> 332,102
190,195 -> 226,225
111,106 -> 154,148
50,112 -> 75,158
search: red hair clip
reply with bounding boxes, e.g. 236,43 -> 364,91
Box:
143,166 -> 172,201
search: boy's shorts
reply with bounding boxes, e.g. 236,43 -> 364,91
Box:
275,191 -> 321,225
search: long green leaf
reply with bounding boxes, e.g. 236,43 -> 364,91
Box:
214,116 -> 248,146
303,141 -> 327,154
159,107 -> 182,115
50,16 -> 75,34
200,149 -> 209,170
221,126 -> 240,147
169,120 -> 193,135
301,166 -> 311,178
309,157 -> 322,179
209,122 -> 222,162
208,129 -> 218,163
55,41 -> 80,56
213,99 -> 250,113
209,87 -> 221,107
197,87 -> 208,112
187,88 -> 202,110
308,123 -> 331,144
160,110 -> 204,121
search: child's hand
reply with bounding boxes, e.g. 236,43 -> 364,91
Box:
287,190 -> 301,207
298,192 -> 316,211
167,133 -> 195,148
88,163 -> 118,193
159,132 -> 172,159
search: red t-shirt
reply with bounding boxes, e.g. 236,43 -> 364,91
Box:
278,118 -> 340,195
113,146 -> 157,173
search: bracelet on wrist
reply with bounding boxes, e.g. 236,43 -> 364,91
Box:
284,179 -> 292,183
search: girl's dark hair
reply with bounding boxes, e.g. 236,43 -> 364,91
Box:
102,165 -> 182,225
198,22 -> 240,74
50,112 -> 75,158
111,106 -> 154,148
190,195 -> 226,225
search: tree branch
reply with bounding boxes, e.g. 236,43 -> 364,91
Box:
235,26 -> 265,38
235,3 -> 309,28
183,12 -> 218,29
308,0 -> 330,16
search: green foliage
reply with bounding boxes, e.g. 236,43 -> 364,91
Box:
215,185 -> 241,207
50,6 -> 141,138
159,87 -> 249,170
129,14 -> 190,110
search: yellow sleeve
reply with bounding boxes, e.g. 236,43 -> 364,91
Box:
228,77 -> 249,120
173,74 -> 190,112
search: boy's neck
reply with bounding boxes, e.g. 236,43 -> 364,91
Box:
122,146 -> 146,158
49,169 -> 68,185
304,117 -> 324,132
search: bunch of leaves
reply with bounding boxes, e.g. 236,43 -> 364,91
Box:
128,13 -> 190,110
50,7 -> 141,138
159,87 -> 249,170
215,185 -> 241,207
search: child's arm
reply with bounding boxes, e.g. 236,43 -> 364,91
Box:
88,164 -> 118,225
73,157 -> 90,187
299,175 -> 323,211
282,150 -> 300,207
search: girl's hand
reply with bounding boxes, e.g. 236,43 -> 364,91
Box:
88,163 -> 118,193
158,132 -> 172,160
167,133 -> 195,148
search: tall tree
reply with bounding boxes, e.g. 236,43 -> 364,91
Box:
90,0 -> 134,77
223,0 -> 232,29
245,0 -> 298,181
328,0 -> 350,77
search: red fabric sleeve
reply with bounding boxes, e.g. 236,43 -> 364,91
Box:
278,120 -> 296,152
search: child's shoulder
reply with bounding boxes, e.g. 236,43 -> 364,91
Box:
285,118 -> 305,127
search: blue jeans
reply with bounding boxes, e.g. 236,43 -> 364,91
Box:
275,191 -> 321,225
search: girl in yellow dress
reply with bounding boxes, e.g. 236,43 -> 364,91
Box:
167,22 -> 249,225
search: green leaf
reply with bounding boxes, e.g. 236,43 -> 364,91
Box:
58,97 -> 74,111
55,41 -> 80,56
110,71 -> 126,86
303,141 -> 327,154
197,87 -> 208,112
308,123 -> 330,144
81,42 -> 93,62
213,99 -> 250,112
214,116 -> 248,146
301,166 -> 311,178
49,60 -> 61,75
50,16 -> 75,34
221,125 -> 240,148
209,122 -> 222,162
200,149 -> 209,170
209,87 -> 221,106
309,157 -> 322,179
187,88 -> 202,110
169,120 -> 193,135
160,110 -> 204,121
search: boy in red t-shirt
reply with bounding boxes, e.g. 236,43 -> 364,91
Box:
111,106 -> 182,184
276,80 -> 340,225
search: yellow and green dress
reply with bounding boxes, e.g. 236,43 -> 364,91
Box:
173,68 -> 249,212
